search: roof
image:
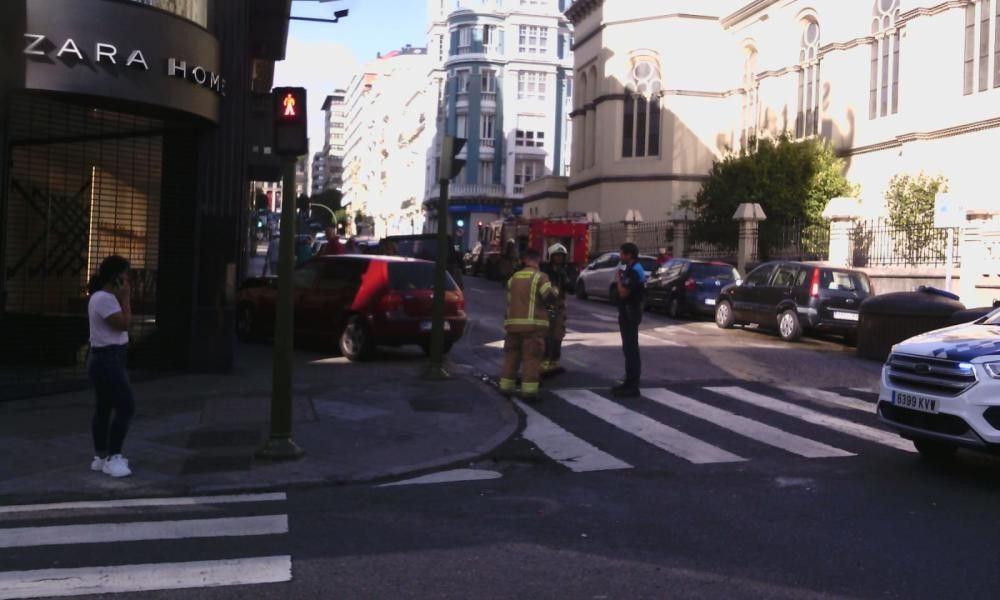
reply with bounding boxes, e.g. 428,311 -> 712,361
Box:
565,0 -> 604,23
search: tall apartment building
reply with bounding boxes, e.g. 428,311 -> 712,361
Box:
423,0 -> 575,250
314,89 -> 347,195
342,47 -> 434,237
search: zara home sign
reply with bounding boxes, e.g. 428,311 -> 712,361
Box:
23,34 -> 226,97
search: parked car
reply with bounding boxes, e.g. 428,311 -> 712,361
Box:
646,259 -> 741,318
236,256 -> 466,360
575,252 -> 659,302
714,261 -> 873,342
877,307 -> 1000,459
381,234 -> 464,289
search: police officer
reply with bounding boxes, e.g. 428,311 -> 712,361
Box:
613,242 -> 647,397
500,249 -> 557,401
541,243 -> 571,376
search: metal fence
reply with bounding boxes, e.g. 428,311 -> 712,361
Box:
850,218 -> 960,268
759,218 -> 830,261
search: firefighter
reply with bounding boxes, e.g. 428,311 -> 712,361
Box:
499,248 -> 557,401
540,243 -> 571,377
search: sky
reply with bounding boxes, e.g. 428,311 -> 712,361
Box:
274,0 -> 428,162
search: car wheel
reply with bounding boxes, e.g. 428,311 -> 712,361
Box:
777,309 -> 803,342
576,280 -> 588,300
715,300 -> 735,329
339,315 -> 374,361
667,296 -> 683,319
236,305 -> 257,342
913,439 -> 958,461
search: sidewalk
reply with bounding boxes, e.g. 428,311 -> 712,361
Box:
0,344 -> 517,503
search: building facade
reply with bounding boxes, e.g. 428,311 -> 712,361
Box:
315,89 -> 347,195
423,0 -> 575,250
0,0 -> 292,398
565,0 -> 1000,225
342,47 -> 433,237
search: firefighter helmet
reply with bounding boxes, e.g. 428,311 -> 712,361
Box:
548,243 -> 568,256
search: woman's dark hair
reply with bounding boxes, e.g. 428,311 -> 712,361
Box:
88,255 -> 130,295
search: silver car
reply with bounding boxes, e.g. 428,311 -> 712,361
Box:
575,252 -> 659,302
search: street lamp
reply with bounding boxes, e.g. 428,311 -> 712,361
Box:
291,0 -> 349,23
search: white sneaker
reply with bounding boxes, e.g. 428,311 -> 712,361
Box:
90,456 -> 106,472
102,455 -> 132,478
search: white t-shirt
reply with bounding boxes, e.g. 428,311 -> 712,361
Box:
88,291 -> 128,347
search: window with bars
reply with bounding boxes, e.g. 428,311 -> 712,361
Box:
519,25 -> 549,54
869,0 -> 901,119
741,46 -> 758,148
796,19 -> 822,138
963,0 -> 1000,95
515,130 -> 545,148
517,71 -> 547,100
622,90 -> 660,158
513,160 -> 544,194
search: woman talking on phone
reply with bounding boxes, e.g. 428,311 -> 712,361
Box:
86,255 -> 135,478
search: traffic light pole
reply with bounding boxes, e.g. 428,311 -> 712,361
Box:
423,177 -> 451,380
256,156 -> 304,460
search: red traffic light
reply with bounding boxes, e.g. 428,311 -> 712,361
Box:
273,86 -> 308,156
282,92 -> 298,118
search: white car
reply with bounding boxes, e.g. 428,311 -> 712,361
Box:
877,307 -> 1000,459
575,252 -> 659,302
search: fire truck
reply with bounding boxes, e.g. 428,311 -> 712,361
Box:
473,215 -> 590,285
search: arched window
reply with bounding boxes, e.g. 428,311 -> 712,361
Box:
741,45 -> 758,149
622,55 -> 662,158
870,0 -> 900,118
795,18 -> 821,138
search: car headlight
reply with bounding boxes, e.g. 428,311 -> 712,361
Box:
984,362 -> 1000,379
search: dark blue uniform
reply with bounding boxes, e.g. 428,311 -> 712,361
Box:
618,262 -> 646,388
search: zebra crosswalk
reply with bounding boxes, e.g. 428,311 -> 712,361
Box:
513,384 -> 909,473
0,492 -> 291,599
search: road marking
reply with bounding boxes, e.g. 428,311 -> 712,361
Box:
515,399 -> 632,472
555,390 -> 745,464
0,515 -> 289,549
589,312 -> 619,323
641,388 -> 853,459
780,386 -> 877,414
638,332 -> 685,347
565,356 -> 589,368
0,556 -> 292,599
706,386 -> 915,452
467,287 -> 487,294
378,469 -> 502,487
0,493 -> 287,516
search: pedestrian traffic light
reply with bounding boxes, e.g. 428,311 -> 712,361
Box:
273,87 -> 308,157
438,135 -> 466,182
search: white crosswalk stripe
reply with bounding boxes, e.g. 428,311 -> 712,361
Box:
706,386 -> 915,453
640,388 -> 854,459
555,389 -> 746,464
515,399 -> 633,472
0,492 -> 292,599
511,385 -> 913,473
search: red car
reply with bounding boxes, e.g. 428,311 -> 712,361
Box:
237,255 -> 466,360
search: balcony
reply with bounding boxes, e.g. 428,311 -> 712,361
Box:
426,183 -> 506,201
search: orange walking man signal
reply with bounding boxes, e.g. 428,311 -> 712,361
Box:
283,93 -> 297,117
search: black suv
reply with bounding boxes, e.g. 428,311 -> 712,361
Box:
714,262 -> 873,342
646,259 -> 740,319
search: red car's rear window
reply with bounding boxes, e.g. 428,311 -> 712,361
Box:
388,262 -> 457,291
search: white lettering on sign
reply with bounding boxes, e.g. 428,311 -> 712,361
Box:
95,43 -> 117,65
126,49 -> 149,70
56,38 -> 84,61
23,34 -> 46,56
23,34 -> 225,97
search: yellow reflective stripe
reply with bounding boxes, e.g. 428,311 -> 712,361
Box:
499,378 -> 517,391
512,271 -> 536,279
538,282 -> 552,296
527,273 -> 540,323
504,318 -> 550,326
521,382 -> 540,394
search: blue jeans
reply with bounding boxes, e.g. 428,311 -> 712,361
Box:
88,345 -> 135,456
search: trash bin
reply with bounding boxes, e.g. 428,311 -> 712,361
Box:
856,286 -> 965,362
948,300 -> 1000,326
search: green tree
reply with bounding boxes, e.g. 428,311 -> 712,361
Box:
885,173 -> 949,264
689,134 -> 856,257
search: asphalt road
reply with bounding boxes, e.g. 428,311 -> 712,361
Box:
5,275 -> 1000,599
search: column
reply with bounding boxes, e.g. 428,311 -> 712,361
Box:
822,197 -> 862,268
732,203 -> 767,276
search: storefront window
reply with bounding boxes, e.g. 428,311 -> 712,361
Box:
128,0 -> 209,28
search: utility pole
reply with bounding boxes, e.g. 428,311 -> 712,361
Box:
423,135 -> 465,380
257,87 -> 308,460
